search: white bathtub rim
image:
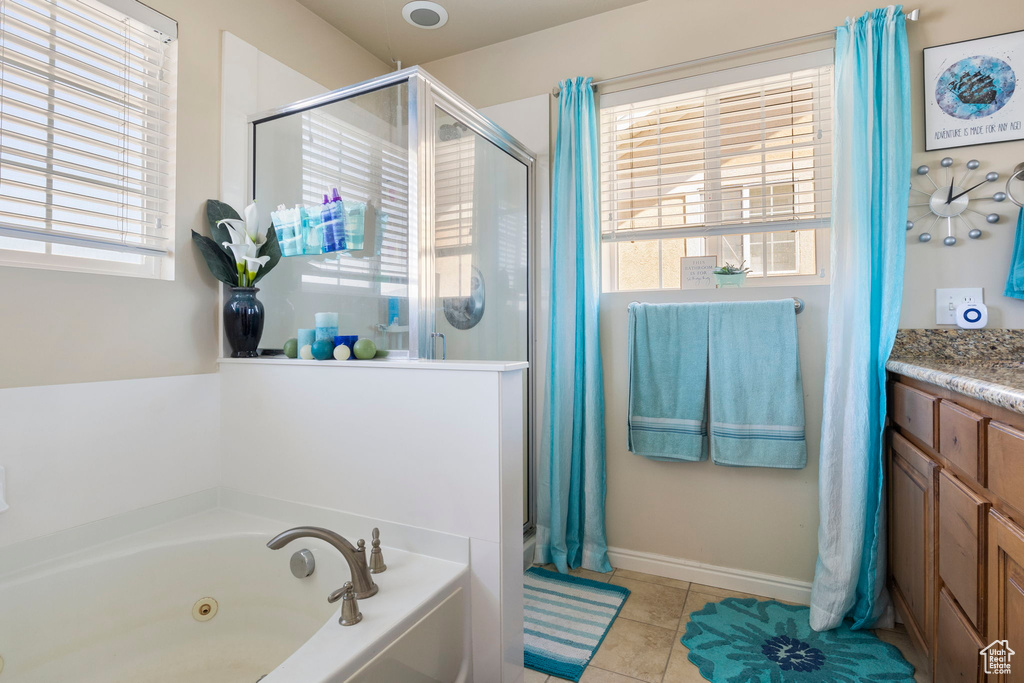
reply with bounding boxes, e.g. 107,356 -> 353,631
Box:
263,569 -> 470,683
0,487 -> 469,581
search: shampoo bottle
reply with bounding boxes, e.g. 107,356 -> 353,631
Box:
322,190 -> 347,253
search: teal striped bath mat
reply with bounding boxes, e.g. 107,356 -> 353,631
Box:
523,567 -> 630,682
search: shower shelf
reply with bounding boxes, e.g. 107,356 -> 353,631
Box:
217,357 -> 529,373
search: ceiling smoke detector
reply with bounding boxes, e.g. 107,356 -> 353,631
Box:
402,1 -> 448,29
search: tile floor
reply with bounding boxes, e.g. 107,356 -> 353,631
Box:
526,565 -> 931,683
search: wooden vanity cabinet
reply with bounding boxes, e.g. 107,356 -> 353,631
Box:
889,431 -> 937,654
887,374 -> 1024,683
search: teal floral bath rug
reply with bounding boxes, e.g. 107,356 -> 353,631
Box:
680,598 -> 914,682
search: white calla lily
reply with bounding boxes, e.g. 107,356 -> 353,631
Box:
243,202 -> 269,244
219,219 -> 249,245
243,255 -> 271,284
222,241 -> 251,266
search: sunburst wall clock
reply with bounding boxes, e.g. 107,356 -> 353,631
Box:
907,156 -> 1008,245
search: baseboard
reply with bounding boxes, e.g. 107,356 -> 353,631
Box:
523,533 -> 536,572
606,546 -> 812,605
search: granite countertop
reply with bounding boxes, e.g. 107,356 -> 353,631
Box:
887,329 -> 1024,414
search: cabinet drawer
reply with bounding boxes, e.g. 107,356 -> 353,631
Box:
936,587 -> 983,683
892,382 -> 938,449
988,422 -> 1024,516
938,470 -> 988,632
939,400 -> 986,485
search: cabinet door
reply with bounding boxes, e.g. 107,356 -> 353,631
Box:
988,510 -> 1024,682
890,431 -> 938,654
939,470 -> 988,632
936,587 -> 983,683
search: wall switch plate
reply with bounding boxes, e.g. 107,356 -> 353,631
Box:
0,465 -> 8,514
936,288 -> 984,325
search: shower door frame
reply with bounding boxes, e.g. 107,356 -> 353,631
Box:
248,66 -> 539,534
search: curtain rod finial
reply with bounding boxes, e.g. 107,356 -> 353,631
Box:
907,8 -> 920,21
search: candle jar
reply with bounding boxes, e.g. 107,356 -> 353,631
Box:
315,312 -> 339,342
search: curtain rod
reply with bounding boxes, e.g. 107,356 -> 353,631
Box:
552,8 -> 921,97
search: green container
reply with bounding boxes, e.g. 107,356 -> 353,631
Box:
714,273 -> 747,288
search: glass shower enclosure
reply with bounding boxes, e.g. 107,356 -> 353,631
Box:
248,67 -> 536,531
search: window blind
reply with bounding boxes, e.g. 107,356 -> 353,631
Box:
434,122 -> 474,253
301,108 -> 409,287
0,0 -> 176,260
600,51 -> 832,242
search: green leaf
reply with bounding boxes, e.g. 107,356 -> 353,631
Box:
192,230 -> 238,286
252,225 -> 282,284
205,199 -> 241,246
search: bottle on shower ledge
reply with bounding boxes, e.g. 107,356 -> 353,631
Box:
321,189 -> 347,253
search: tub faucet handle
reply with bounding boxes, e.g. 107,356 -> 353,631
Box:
369,527 -> 387,574
329,581 -> 362,626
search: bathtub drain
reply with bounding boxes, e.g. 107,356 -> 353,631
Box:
192,597 -> 219,622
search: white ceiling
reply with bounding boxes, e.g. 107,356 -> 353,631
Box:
296,0 -> 647,65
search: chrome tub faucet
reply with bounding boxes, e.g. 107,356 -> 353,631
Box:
267,526 -> 379,600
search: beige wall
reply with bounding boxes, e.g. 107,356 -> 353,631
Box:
0,0 -> 387,389
424,0 -> 1024,329
422,0 -> 1024,583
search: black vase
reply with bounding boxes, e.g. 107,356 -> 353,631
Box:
224,287 -> 264,358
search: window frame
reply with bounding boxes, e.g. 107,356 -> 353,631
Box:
0,0 -> 177,280
598,51 -> 832,292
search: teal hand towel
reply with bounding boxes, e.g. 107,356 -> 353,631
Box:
1005,207 -> 1024,300
627,302 -> 709,461
708,300 -> 806,468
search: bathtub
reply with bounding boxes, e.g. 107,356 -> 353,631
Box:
0,492 -> 470,682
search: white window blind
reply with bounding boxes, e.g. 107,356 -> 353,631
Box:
0,0 -> 176,276
434,120 -> 474,251
433,120 -> 476,300
600,51 -> 832,244
301,108 -> 409,290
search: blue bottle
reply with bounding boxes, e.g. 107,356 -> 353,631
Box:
321,189 -> 347,253
387,297 -> 400,326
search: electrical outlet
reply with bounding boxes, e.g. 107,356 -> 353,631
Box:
936,288 -> 984,325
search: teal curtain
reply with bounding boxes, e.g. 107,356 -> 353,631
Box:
536,77 -> 612,574
810,7 -> 911,631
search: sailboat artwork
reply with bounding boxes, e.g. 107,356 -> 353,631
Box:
924,30 -> 1023,150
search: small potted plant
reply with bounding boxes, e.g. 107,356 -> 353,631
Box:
192,200 -> 281,358
714,261 -> 751,288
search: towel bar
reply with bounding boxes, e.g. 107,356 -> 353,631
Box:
627,298 -> 804,314
1007,162 -> 1024,208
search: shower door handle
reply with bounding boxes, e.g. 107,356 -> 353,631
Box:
430,332 -> 447,360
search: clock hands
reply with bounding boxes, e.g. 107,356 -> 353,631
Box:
946,175 -> 955,204
949,179 -> 991,203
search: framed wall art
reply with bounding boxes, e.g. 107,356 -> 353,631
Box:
924,30 -> 1023,150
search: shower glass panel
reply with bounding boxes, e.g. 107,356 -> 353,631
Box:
430,108 -> 528,362
249,68 -> 535,531
431,108 -> 531,527
252,83 -> 412,355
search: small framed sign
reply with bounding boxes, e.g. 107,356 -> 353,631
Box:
680,256 -> 717,289
924,30 -> 1024,150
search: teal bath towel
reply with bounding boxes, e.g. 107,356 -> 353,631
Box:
627,302 -> 709,461
1005,207 -> 1024,300
708,300 -> 806,468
